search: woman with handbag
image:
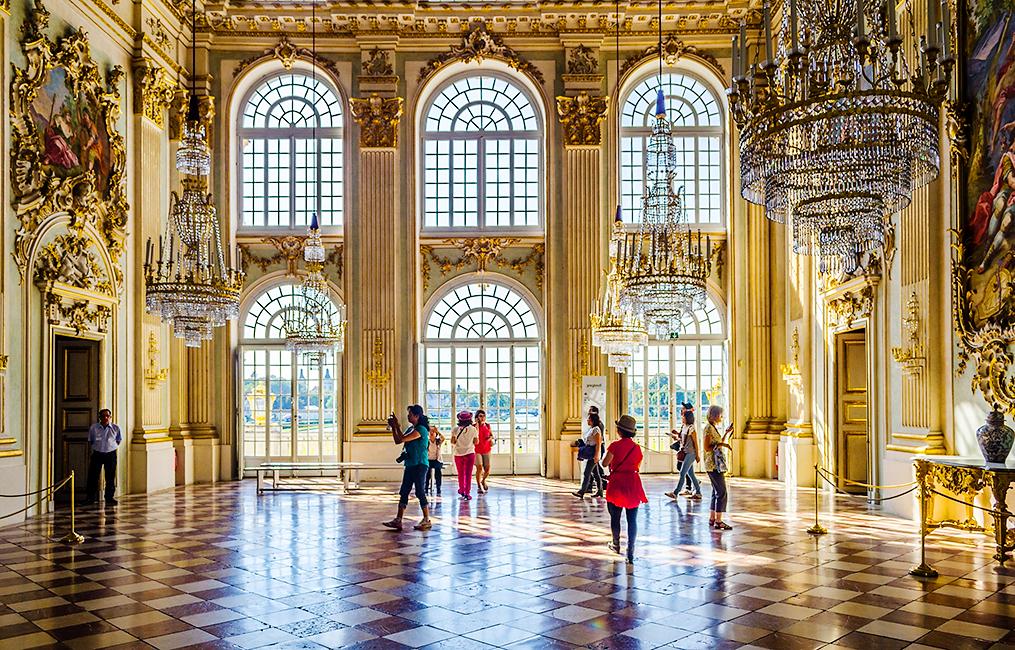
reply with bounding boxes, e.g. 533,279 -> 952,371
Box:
600,414 -> 648,563
573,411 -> 605,498
666,409 -> 702,500
703,405 -> 734,530
426,426 -> 445,496
450,411 -> 479,500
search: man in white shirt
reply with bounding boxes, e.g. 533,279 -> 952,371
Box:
84,409 -> 121,505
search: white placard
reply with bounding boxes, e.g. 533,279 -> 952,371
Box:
581,376 -> 607,421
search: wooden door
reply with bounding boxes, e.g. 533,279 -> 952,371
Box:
54,336 -> 100,503
836,331 -> 868,494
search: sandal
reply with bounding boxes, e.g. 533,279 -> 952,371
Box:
382,520 -> 403,530
413,519 -> 432,530
714,522 -> 733,530
708,519 -> 716,527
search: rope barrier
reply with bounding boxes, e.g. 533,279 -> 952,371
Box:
815,466 -> 918,491
0,473 -> 83,543
929,488 -> 1008,519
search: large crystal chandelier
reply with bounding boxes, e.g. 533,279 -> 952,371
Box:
615,91 -> 713,339
729,0 -> 952,269
144,0 -> 243,347
284,215 -> 346,363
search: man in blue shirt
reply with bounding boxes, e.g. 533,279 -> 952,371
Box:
84,409 -> 121,505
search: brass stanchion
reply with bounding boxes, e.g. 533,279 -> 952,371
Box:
909,460 -> 937,578
807,463 -> 827,535
60,471 -> 84,544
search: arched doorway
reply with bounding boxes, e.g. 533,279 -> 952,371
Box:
239,283 -> 344,470
422,280 -> 543,475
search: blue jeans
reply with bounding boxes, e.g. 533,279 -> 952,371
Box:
674,452 -> 700,495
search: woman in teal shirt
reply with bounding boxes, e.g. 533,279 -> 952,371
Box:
384,405 -> 432,531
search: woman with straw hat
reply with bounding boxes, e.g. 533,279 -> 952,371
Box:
601,414 -> 648,563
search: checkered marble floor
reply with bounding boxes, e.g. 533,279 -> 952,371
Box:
1,475 -> 1014,650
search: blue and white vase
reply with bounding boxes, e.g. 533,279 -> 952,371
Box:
976,406 -> 1014,464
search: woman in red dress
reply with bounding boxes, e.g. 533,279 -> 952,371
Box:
600,414 -> 648,563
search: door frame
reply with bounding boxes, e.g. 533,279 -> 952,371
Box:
835,330 -> 870,495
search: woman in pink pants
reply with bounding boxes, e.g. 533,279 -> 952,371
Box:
450,411 -> 479,500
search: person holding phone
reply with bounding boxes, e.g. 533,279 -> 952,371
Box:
703,405 -> 734,530
384,406 -> 432,531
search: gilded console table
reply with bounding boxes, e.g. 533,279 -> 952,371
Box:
911,456 -> 1014,577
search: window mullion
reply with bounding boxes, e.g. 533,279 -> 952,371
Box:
289,135 -> 297,228
478,137 -> 486,229
509,139 -> 516,228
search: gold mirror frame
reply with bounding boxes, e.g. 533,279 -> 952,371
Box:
10,1 -> 128,289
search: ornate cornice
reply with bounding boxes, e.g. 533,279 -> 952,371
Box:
350,95 -> 403,148
234,35 -> 341,78
417,26 -> 544,86
620,34 -> 725,78
420,238 -> 544,293
133,59 -> 179,129
556,92 -> 609,147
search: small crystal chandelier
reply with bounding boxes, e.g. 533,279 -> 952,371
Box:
729,0 -> 952,268
591,264 -> 648,373
284,215 -> 346,363
615,92 -> 713,339
144,0 -> 243,347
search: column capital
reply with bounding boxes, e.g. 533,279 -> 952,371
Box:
556,92 -> 609,147
350,94 -> 404,148
133,58 -> 179,129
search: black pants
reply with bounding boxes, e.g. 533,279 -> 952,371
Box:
426,460 -> 443,493
607,502 -> 638,559
85,450 -> 116,502
398,463 -> 428,509
578,457 -> 604,495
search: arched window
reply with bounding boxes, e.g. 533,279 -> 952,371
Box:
239,284 -> 343,468
421,74 -> 542,231
422,281 -> 542,474
626,292 -> 727,456
239,73 -> 343,228
620,72 -> 723,226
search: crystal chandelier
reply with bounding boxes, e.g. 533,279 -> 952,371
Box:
144,0 -> 243,347
729,0 -> 952,268
614,92 -> 713,339
591,263 -> 648,373
284,215 -> 346,363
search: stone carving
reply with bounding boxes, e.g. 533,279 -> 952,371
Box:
133,59 -> 178,129
567,45 -> 598,75
620,34 -> 725,78
10,2 -> 128,288
418,26 -> 544,85
233,35 -> 340,77
362,47 -> 393,77
349,94 -> 403,148
556,93 -> 609,147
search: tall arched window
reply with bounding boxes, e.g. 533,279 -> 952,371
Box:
421,74 -> 542,232
422,281 -> 542,474
239,73 -> 343,228
239,284 -> 343,469
620,72 -> 723,226
626,292 -> 727,459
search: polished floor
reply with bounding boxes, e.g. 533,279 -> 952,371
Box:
0,475 -> 1013,650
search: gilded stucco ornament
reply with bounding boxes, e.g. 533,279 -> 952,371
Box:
826,286 -> 875,328
44,294 -> 111,336
11,2 -> 128,292
620,34 -> 725,79
133,58 -> 179,129
350,94 -> 403,148
567,45 -> 598,75
891,292 -> 925,373
35,233 -> 114,296
417,26 -> 545,85
238,238 -> 342,280
362,48 -> 394,77
420,239 -> 543,293
951,232 -> 1015,413
233,35 -> 341,77
365,336 -> 391,389
169,93 -> 214,143
556,93 -> 609,147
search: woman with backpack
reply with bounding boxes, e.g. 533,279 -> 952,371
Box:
450,411 -> 479,500
572,411 -> 605,498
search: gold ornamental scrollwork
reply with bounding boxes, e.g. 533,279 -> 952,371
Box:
781,327 -> 802,385
365,336 -> 391,389
144,332 -> 169,388
826,286 -> 874,328
239,238 -> 342,280
417,26 -> 545,86
133,58 -> 179,129
11,2 -> 129,288
556,93 -> 609,147
44,294 -> 111,336
620,34 -> 725,79
349,95 -> 403,148
234,34 -> 341,78
421,239 -> 543,292
891,292 -> 926,373
951,230 -> 1015,413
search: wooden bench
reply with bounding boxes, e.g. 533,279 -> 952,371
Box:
244,462 -> 405,494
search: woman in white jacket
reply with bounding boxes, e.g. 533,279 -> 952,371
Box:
450,411 -> 479,500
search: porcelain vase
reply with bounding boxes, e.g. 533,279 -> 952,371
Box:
976,406 -> 1014,464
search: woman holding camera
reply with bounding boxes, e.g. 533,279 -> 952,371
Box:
384,405 -> 432,531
